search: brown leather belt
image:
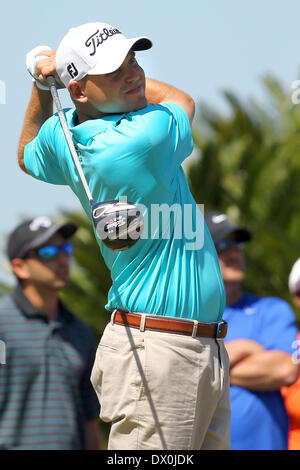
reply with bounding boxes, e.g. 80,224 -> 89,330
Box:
113,310 -> 227,339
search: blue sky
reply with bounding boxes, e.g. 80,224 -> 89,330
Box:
1,0 -> 300,284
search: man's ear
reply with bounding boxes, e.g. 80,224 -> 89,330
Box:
11,258 -> 30,281
68,80 -> 88,103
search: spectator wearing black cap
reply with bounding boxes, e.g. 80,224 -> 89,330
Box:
205,210 -> 299,450
0,216 -> 101,450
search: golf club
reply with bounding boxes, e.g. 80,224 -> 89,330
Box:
46,75 -> 144,251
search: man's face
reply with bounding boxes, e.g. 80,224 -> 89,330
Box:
217,235 -> 246,283
17,233 -> 71,291
80,50 -> 147,115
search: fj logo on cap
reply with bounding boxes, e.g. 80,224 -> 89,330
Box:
67,63 -> 79,79
85,27 -> 121,56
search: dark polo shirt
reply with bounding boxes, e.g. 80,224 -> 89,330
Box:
0,285 -> 100,449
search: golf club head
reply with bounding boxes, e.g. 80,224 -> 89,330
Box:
91,200 -> 144,251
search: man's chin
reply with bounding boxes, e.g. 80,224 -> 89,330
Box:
124,96 -> 148,112
132,102 -> 148,112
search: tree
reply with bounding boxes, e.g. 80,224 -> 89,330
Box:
0,282 -> 10,296
59,211 -> 112,344
188,75 -> 300,322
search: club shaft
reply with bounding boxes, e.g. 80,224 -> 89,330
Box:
46,76 -> 94,204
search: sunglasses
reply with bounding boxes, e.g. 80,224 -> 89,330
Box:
25,242 -> 74,261
216,239 -> 244,254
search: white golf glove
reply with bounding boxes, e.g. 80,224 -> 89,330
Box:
26,45 -> 54,90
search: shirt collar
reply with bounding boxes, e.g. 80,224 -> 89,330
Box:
67,108 -> 126,145
11,284 -> 72,324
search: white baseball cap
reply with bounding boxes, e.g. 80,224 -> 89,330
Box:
289,258 -> 300,294
55,22 -> 152,87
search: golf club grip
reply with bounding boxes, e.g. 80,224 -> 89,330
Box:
46,76 -> 62,111
46,76 -> 94,203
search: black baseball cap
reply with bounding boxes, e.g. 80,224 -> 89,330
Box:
204,210 -> 252,245
7,216 -> 78,261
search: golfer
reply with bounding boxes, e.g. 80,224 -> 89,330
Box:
18,21 -> 230,450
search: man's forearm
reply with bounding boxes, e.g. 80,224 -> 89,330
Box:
145,78 -> 195,124
225,339 -> 264,368
18,84 -> 53,172
230,350 -> 299,390
84,419 -> 102,450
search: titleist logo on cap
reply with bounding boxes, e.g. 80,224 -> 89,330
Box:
85,27 -> 121,56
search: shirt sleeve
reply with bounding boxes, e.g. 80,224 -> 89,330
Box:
147,102 -> 194,176
259,297 -> 299,354
24,115 -> 67,185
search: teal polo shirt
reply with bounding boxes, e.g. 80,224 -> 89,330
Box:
24,103 -> 225,322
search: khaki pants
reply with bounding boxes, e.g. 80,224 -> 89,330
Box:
91,317 -> 230,450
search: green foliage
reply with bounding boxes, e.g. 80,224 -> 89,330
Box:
0,282 -> 11,296
59,210 -> 112,344
188,75 -> 300,323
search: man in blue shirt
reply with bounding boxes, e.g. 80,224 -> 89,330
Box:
17,22 -> 230,449
205,210 -> 299,450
